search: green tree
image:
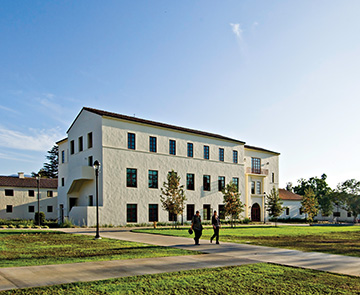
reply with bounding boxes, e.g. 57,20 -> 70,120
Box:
301,188 -> 319,223
32,145 -> 58,178
222,181 -> 244,227
334,179 -> 360,223
293,174 -> 333,216
265,187 -> 283,226
160,170 -> 186,227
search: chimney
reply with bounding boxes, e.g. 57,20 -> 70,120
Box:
18,172 -> 24,178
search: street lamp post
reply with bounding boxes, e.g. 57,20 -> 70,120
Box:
93,160 -> 101,239
36,174 -> 40,226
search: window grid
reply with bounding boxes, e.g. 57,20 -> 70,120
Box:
127,168 -> 137,187
204,145 -> 209,160
148,170 -> 158,189
218,176 -> 225,191
149,137 -> 157,153
187,173 -> 195,190
149,204 -> 158,222
251,157 -> 261,174
219,148 -> 224,162
128,133 -> 136,150
232,177 -> 239,192
127,204 -> 137,222
233,150 -> 238,164
187,143 -> 193,157
169,140 -> 176,155
61,150 -> 65,163
203,175 -> 211,191
256,181 -> 261,195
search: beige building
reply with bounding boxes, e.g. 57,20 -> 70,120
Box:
0,173 -> 58,220
57,107 -> 280,226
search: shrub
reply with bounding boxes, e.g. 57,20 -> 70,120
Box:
34,212 -> 46,226
60,218 -> 75,228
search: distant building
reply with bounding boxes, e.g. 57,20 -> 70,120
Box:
57,107 -> 280,226
278,189 -> 304,219
0,172 -> 58,220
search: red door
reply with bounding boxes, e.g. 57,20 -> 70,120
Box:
251,203 -> 261,222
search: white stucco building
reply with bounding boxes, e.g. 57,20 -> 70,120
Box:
57,107 -> 280,226
0,173 -> 58,220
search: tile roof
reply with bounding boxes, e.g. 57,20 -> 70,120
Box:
68,107 -> 246,144
0,176 -> 58,189
245,145 -> 280,155
279,188 -> 302,200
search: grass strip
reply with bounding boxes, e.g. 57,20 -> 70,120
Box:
0,230 -> 197,267
1,263 -> 359,294
134,226 -> 360,257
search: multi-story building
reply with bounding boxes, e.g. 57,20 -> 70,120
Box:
0,172 -> 58,220
57,107 -> 280,226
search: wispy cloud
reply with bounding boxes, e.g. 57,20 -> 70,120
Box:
0,105 -> 20,115
0,151 -> 37,163
230,23 -> 243,41
0,126 -> 62,152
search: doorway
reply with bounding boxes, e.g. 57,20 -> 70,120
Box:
251,203 -> 261,222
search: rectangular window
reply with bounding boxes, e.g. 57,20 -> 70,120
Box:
149,204 -> 158,222
218,204 -> 225,219
187,204 -> 195,221
333,212 -> 341,217
187,143 -> 193,157
232,177 -> 239,192
127,204 -> 137,223
5,189 -> 13,196
70,140 -> 75,155
286,208 -> 290,215
47,206 -> 53,213
203,175 -> 211,191
347,212 -> 352,217
88,156 -> 93,167
218,176 -> 225,191
251,181 -> 255,194
251,157 -> 261,174
47,191 -> 53,198
204,145 -> 209,160
6,205 -> 13,213
128,133 -> 136,150
203,204 -> 211,220
127,168 -> 137,187
148,170 -> 158,189
87,132 -> 93,149
61,150 -> 65,163
61,178 -> 65,187
169,212 -> 177,222
169,140 -> 176,155
78,136 -> 83,152
28,205 -> 35,213
233,150 -> 238,164
299,208 -> 303,215
272,172 -> 275,183
219,148 -> 224,161
256,181 -> 261,195
89,195 -> 93,206
28,190 -> 35,197
186,173 -> 195,190
149,136 -> 157,153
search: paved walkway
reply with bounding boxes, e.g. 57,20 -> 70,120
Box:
1,228 -> 360,291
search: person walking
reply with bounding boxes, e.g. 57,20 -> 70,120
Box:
191,210 -> 203,245
210,210 -> 221,244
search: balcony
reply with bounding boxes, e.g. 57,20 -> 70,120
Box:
246,167 -> 268,175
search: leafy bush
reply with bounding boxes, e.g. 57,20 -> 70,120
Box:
34,212 -> 45,226
60,218 -> 75,228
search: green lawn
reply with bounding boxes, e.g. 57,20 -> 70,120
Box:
134,225 -> 360,257
0,230 -> 197,267
2,263 -> 359,294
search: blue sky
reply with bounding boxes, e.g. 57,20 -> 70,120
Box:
0,1 -> 359,189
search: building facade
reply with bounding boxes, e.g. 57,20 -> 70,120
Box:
57,107 -> 280,226
0,173 -> 58,220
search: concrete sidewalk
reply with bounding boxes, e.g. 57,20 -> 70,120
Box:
0,228 -> 359,291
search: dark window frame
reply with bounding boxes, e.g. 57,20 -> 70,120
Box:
61,150 -> 65,163
28,190 -> 35,197
218,176 -> 225,191
149,204 -> 158,222
187,173 -> 195,190
232,177 -> 239,192
128,133 -> 136,150
127,168 -> 137,188
186,204 -> 195,221
187,143 -> 193,157
47,191 -> 53,198
70,140 -> 75,155
203,175 -> 211,191
251,157 -> 261,174
6,205 -> 12,213
5,189 -> 13,196
149,136 -> 157,153
233,150 -> 238,164
47,206 -> 53,213
127,204 -> 137,223
78,136 -> 83,152
169,140 -> 176,155
148,170 -> 158,189
87,132 -> 93,149
204,145 -> 209,160
28,205 -> 35,213
219,148 -> 224,162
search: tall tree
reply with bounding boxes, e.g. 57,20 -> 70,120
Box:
265,187 -> 283,226
160,170 -> 186,227
32,145 -> 58,178
222,181 -> 244,227
334,179 -> 360,222
301,188 -> 319,223
293,174 -> 333,216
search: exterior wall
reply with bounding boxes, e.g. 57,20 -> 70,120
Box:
279,200 -> 304,219
58,108 -> 281,226
244,148 -> 280,222
315,206 -> 359,222
0,186 -> 58,220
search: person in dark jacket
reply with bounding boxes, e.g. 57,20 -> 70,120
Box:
191,210 -> 203,245
210,210 -> 221,244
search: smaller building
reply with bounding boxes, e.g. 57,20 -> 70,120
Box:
0,173 -> 58,220
278,189 -> 304,219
